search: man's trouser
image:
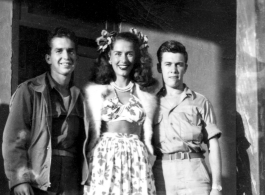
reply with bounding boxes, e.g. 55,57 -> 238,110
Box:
153,153 -> 211,195
11,151 -> 83,195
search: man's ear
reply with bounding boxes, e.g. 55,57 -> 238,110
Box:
45,54 -> 51,64
157,63 -> 162,73
185,64 -> 188,72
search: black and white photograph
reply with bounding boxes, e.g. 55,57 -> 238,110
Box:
0,0 -> 263,195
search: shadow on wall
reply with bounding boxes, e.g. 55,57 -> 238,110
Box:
258,62 -> 265,194
0,103 -> 10,194
236,112 -> 252,195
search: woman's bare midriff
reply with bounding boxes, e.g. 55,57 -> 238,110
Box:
104,120 -> 142,136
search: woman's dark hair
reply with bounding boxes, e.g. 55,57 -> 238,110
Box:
156,40 -> 188,70
95,32 -> 156,88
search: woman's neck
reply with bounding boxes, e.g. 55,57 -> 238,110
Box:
114,76 -> 131,87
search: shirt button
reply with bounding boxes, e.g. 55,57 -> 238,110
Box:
47,147 -> 49,150
43,165 -> 48,169
170,123 -> 173,126
173,137 -> 176,140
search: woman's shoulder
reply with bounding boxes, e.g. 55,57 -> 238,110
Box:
134,83 -> 157,98
83,82 -> 113,97
134,83 -> 157,107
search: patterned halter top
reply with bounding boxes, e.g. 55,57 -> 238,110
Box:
101,83 -> 146,125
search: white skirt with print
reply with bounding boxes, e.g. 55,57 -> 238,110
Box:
85,132 -> 156,195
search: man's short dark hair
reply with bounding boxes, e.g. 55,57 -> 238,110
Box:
47,27 -> 78,54
157,40 -> 188,65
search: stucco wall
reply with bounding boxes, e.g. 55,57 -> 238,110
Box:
0,0 -> 12,102
0,0 -> 13,194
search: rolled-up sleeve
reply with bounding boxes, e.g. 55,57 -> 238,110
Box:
201,100 -> 221,142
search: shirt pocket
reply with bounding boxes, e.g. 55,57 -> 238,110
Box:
73,103 -> 84,119
177,106 -> 202,126
176,107 -> 203,142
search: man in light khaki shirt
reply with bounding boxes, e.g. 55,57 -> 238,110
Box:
152,40 -> 222,195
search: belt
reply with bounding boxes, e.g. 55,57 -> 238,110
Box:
156,152 -> 204,160
52,149 -> 75,158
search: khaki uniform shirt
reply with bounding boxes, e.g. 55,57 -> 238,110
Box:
153,85 -> 221,154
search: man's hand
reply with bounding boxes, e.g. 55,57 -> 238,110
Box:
210,189 -> 222,195
14,183 -> 34,195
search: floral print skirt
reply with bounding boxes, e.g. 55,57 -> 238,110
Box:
85,132 -> 156,195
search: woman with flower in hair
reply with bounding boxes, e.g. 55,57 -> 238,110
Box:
83,29 -> 157,195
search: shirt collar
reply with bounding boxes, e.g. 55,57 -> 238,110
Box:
182,84 -> 195,100
47,73 -> 56,89
47,72 -> 74,90
47,73 -> 81,115
157,83 -> 194,100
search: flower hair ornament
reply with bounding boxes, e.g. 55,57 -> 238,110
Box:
96,30 -> 117,53
129,28 -> 149,50
96,28 -> 149,53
